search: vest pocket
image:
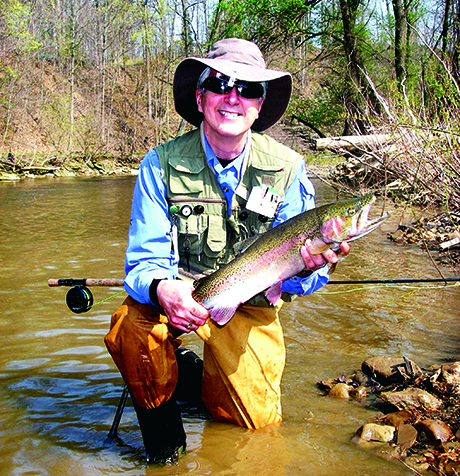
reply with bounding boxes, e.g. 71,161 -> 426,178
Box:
176,214 -> 226,261
205,215 -> 227,254
169,157 -> 205,195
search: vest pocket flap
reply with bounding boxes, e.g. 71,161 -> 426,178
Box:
168,157 -> 205,194
206,215 -> 226,252
168,156 -> 206,174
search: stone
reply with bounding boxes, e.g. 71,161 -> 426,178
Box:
328,383 -> 350,399
382,409 -> 413,427
349,385 -> 367,398
439,362 -> 460,385
362,356 -> 421,385
415,419 -> 453,443
356,423 -> 396,443
380,388 -> 442,412
404,455 -> 431,473
396,424 -> 418,450
316,378 -> 338,392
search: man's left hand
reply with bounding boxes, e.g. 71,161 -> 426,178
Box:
300,240 -> 350,271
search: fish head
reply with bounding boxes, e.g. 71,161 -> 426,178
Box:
320,194 -> 389,244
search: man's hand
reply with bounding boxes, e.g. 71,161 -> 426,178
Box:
300,239 -> 350,271
157,279 -> 209,333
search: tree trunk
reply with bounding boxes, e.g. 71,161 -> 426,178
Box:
68,0 -> 76,152
392,0 -> 407,90
441,0 -> 452,58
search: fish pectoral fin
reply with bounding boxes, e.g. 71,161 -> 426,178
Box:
209,305 -> 240,325
309,237 -> 332,255
265,281 -> 283,306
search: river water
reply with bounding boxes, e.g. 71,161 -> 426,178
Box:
0,175 -> 459,476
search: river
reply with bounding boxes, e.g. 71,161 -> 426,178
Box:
0,175 -> 459,476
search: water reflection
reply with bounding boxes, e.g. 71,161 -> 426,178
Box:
0,175 -> 459,475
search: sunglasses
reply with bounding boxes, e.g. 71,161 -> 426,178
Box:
200,75 -> 266,100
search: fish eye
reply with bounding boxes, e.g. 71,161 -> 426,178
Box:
346,207 -> 358,216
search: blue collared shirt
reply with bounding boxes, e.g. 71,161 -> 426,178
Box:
124,135 -> 329,304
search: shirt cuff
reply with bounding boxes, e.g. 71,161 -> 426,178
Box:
281,266 -> 329,295
149,278 -> 166,313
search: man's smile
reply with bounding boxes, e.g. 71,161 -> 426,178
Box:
218,110 -> 241,118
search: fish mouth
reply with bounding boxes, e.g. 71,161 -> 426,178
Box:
349,196 -> 390,241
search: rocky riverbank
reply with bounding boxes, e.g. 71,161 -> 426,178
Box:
318,356 -> 460,475
0,155 -> 140,180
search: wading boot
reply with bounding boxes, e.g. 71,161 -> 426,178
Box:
173,348 -> 211,418
173,348 -> 204,409
133,398 -> 186,464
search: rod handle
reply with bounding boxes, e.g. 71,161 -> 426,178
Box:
48,278 -> 124,287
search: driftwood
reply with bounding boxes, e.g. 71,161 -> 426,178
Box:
314,134 -> 392,151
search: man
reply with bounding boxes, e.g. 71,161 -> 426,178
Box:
105,38 -> 349,464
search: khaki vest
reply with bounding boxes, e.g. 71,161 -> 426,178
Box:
156,129 -> 303,273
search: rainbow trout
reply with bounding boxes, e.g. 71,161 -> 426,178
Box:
192,194 -> 389,325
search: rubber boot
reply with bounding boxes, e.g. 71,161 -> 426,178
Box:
173,348 -> 204,408
133,398 -> 186,464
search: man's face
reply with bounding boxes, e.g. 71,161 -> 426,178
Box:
196,82 -> 264,145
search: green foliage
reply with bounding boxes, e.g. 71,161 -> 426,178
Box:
210,0 -> 319,44
1,0 -> 41,53
289,87 -> 345,137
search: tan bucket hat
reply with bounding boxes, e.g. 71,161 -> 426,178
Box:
173,38 -> 292,132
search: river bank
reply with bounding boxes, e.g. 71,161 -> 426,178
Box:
0,154 -> 140,180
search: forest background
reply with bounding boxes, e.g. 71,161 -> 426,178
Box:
1,0 -> 460,216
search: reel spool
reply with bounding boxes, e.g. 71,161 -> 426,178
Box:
66,286 -> 94,314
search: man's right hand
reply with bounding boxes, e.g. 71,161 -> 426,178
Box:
157,280 -> 209,333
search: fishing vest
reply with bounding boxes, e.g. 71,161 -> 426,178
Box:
156,128 -> 303,274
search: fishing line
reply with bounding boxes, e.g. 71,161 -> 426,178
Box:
91,290 -> 126,308
317,282 -> 460,295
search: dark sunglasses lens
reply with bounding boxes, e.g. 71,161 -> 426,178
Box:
202,77 -> 230,95
238,82 -> 265,99
202,77 -> 264,99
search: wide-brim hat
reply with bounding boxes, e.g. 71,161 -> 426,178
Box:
173,38 -> 292,132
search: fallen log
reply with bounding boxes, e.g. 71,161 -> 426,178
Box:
314,134 -> 392,151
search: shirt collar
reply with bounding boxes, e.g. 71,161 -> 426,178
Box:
201,131 -> 247,175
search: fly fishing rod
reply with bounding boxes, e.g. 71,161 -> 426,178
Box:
48,276 -> 460,314
328,277 -> 460,285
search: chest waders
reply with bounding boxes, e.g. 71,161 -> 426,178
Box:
104,129 -> 304,462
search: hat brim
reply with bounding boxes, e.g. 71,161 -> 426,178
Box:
173,57 -> 292,132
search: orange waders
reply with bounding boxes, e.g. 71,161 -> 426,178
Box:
105,296 -> 285,430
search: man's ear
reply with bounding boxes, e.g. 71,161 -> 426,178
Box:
196,89 -> 203,113
258,97 -> 264,111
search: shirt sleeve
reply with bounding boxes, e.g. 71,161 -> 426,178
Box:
124,150 -> 177,304
276,159 -> 330,295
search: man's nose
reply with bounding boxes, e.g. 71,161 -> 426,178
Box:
225,87 -> 240,103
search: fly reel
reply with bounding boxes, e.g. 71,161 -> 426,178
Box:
66,286 -> 94,314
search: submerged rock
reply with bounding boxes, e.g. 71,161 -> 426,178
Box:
355,423 -> 395,443
328,382 -> 351,399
